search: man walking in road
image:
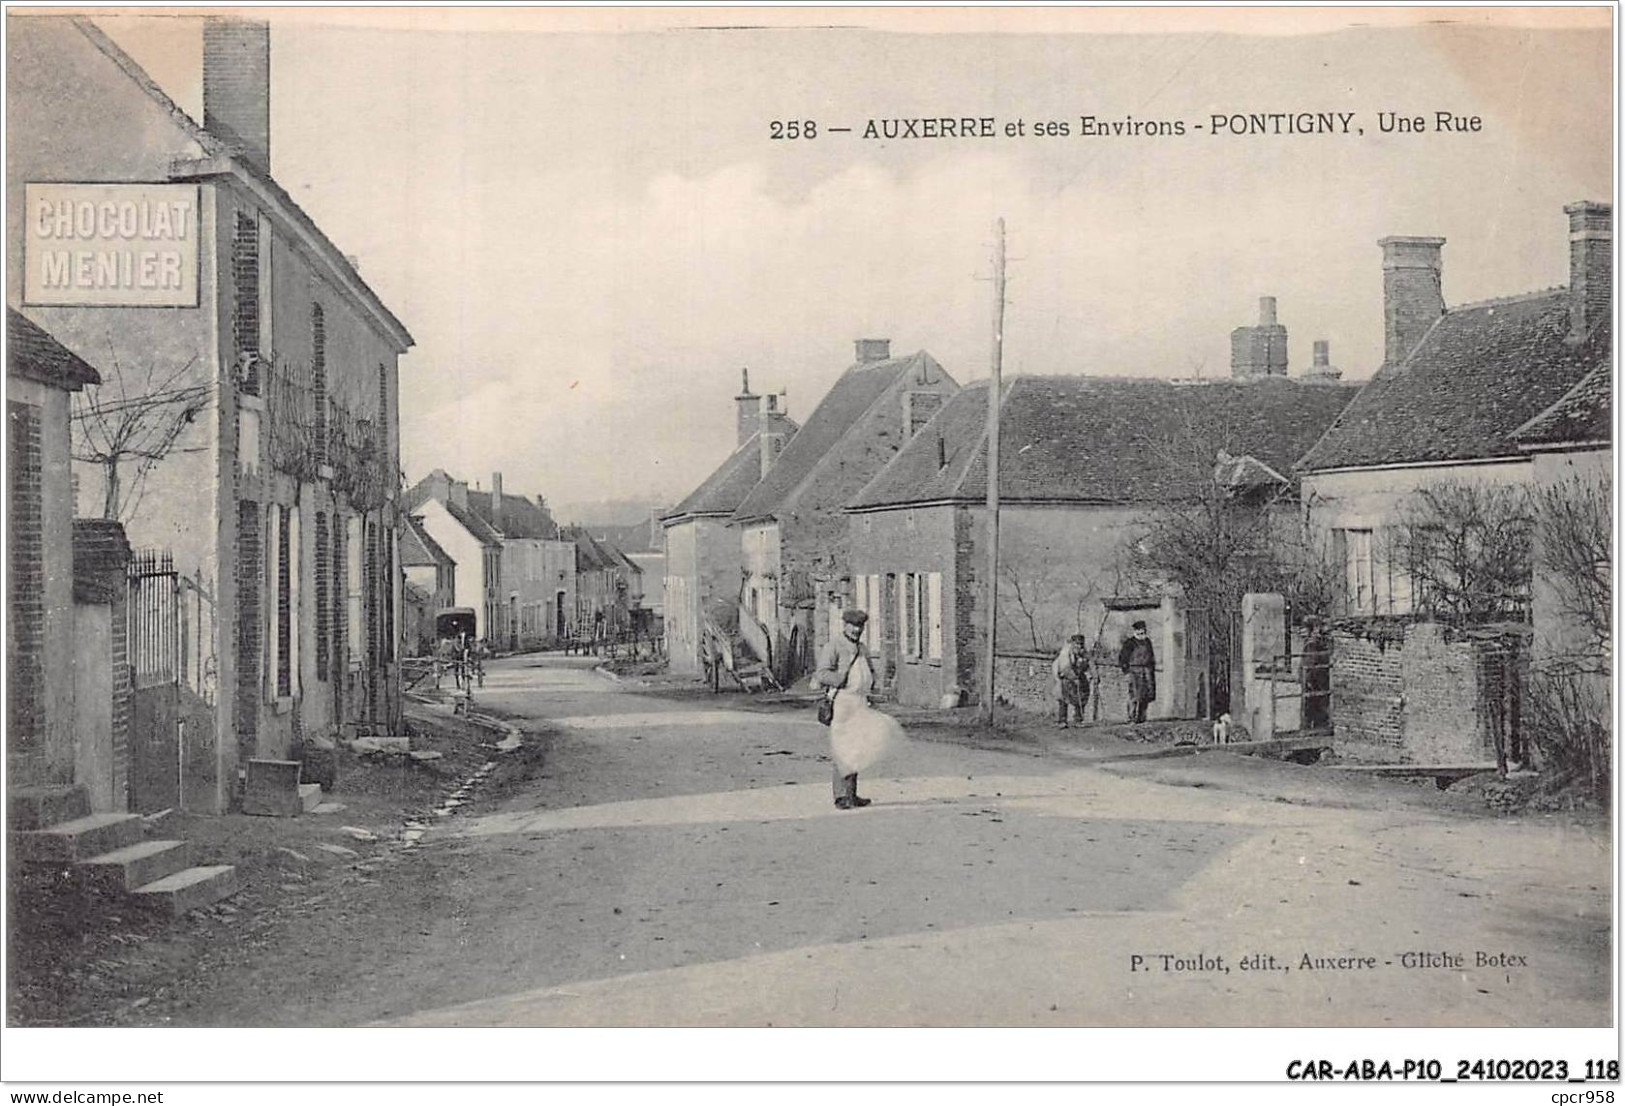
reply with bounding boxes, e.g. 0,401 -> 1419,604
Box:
813,609 -> 905,810
1118,620 -> 1157,724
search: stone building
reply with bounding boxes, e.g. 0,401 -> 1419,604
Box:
846,374 -> 1356,714
731,341 -> 959,685
1298,202 -> 1611,617
1512,364 -> 1612,681
8,17 -> 414,812
400,514 -> 455,656
661,371 -> 796,674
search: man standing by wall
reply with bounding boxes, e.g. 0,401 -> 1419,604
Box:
1119,620 -> 1157,724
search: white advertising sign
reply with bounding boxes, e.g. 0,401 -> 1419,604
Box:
23,182 -> 200,307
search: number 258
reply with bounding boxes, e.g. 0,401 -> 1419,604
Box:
770,120 -> 817,139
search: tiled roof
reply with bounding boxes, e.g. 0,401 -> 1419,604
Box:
403,579 -> 432,605
850,375 -> 1357,509
443,500 -> 502,547
400,515 -> 453,568
664,433 -> 775,521
589,520 -> 662,553
733,350 -> 950,522
8,309 -> 100,390
467,490 -> 559,540
562,526 -> 618,571
1514,364 -> 1612,448
1298,291 -> 1608,471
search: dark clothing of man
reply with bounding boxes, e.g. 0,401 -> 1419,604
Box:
1119,633 -> 1157,723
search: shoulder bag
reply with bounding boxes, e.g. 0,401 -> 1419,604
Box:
817,649 -> 861,726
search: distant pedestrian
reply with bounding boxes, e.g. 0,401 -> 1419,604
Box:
813,609 -> 905,810
1118,620 -> 1157,724
1051,634 -> 1092,728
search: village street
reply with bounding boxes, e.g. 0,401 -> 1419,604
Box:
344,653 -> 1607,1029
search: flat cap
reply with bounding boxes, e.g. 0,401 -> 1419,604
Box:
843,608 -> 869,626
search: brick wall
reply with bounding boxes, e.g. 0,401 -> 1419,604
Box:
235,499 -> 261,768
993,651 -> 1052,714
8,400 -> 45,782
1330,618 -> 1514,763
1330,623 -> 1406,756
202,20 -> 271,172
231,212 -> 259,386
110,584 -> 130,809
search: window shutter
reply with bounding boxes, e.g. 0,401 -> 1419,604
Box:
928,572 -> 943,659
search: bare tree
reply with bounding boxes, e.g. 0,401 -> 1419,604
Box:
1389,481 -> 1532,625
70,339 -> 207,521
1531,472 -> 1610,672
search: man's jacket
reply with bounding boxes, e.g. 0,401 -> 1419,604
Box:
814,634 -> 864,690
1119,635 -> 1156,671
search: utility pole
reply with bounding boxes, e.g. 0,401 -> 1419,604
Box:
980,217 -> 1006,726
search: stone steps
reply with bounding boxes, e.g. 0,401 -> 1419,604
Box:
132,865 -> 239,917
9,785 -> 240,920
9,812 -> 144,863
77,839 -> 193,894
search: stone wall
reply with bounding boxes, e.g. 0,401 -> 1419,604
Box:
1330,618 -> 1524,764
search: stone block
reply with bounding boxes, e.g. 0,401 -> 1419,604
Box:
301,732 -> 339,791
8,785 -> 91,830
9,813 -> 143,863
244,759 -> 303,817
78,839 -> 193,894
132,865 -> 239,916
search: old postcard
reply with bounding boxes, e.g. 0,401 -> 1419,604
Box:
3,3 -> 1615,1090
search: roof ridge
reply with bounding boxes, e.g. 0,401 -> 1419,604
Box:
1447,286 -> 1568,313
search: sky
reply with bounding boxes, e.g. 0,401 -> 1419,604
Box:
97,9 -> 1612,511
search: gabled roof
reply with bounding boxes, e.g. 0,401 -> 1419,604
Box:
562,526 -> 618,571
734,350 -> 950,523
400,515 -> 454,568
442,499 -> 502,547
850,375 -> 1357,510
8,309 -> 101,390
466,490 -> 559,540
589,520 -> 661,554
67,18 -> 412,352
1513,364 -> 1612,449
663,433 -> 776,522
1298,290 -> 1608,472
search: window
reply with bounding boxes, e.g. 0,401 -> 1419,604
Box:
346,515 -> 364,667
927,572 -> 943,660
868,575 -> 881,653
903,573 -> 924,659
1346,528 -> 1374,615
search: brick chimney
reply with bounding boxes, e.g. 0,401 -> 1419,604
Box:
1230,296 -> 1288,378
1565,201 -> 1611,342
203,19 -> 271,175
758,392 -> 790,478
490,472 -> 503,533
448,478 -> 469,511
1303,339 -> 1343,382
735,368 -> 760,447
855,338 -> 891,364
1380,236 -> 1446,366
